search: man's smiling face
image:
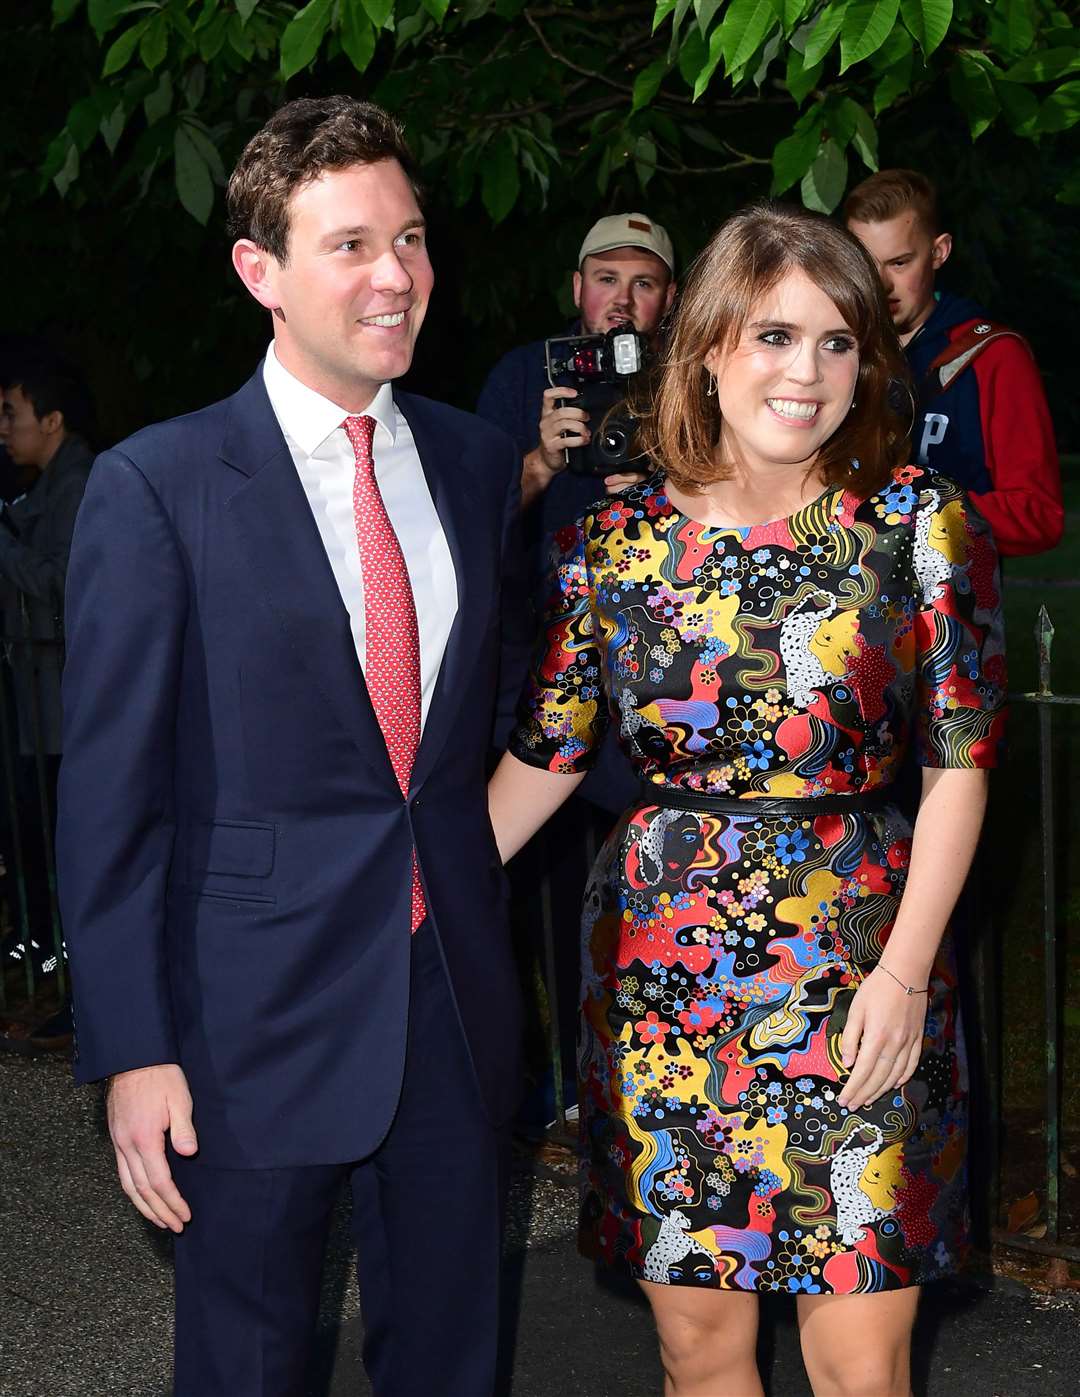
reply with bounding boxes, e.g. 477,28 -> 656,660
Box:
248,159 -> 433,409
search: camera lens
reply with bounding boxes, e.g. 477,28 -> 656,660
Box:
598,426 -> 628,461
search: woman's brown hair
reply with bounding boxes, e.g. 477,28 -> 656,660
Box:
637,201 -> 911,499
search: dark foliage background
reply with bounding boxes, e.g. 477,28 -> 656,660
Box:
2,0 -> 1077,448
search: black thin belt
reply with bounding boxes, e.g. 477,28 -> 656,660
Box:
637,783 -> 892,817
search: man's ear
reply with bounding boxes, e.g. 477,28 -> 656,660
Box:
663,279 -> 677,314
571,268 -> 583,311
931,232 -> 952,270
232,239 -> 282,310
41,409 -> 65,439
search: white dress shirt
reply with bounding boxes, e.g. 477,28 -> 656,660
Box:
262,343 -> 458,730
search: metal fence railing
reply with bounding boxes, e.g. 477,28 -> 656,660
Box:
990,605 -> 1078,1281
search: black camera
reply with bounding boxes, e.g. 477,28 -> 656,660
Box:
544,323 -> 650,476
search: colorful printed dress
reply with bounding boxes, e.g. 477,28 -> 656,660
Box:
509,466 -> 1005,1294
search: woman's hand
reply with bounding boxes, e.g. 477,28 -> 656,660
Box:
836,966 -> 928,1112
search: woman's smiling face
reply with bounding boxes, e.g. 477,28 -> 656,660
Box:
705,267 -> 860,475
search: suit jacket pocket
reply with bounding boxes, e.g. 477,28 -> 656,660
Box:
186,819 -> 276,878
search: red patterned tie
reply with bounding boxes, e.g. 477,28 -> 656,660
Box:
343,415 -> 426,933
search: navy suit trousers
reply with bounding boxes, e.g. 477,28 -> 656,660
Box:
171,923 -> 509,1397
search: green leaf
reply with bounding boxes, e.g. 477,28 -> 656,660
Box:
899,0 -> 952,59
770,104 -> 823,194
752,30 -> 782,87
174,125 -> 214,224
995,78 -> 1039,135
1056,169 -> 1080,206
67,95 -> 102,152
341,1 -> 376,71
144,71 -> 173,124
54,139 -> 80,198
800,136 -> 847,212
838,96 -> 878,168
140,13 -> 168,71
1004,0 -> 1035,56
950,49 -> 1000,139
777,0 -> 812,34
693,24 -> 726,98
362,0 -> 394,25
839,0 -> 898,73
677,24 -> 708,85
227,13 -> 255,59
181,120 -> 226,182
802,2 -> 848,69
635,134 -> 658,189
873,36 -> 913,113
102,22 -> 143,76
236,0 -> 260,20
197,11 -> 229,62
279,0 -> 333,80
100,102 -> 126,153
786,48 -> 822,104
481,132 -> 519,223
695,0 -> 722,35
184,63 -> 207,108
88,0 -> 128,40
1002,48 -> 1080,84
1038,79 -> 1080,132
420,0 -> 451,19
52,0 -> 82,25
632,57 -> 668,111
683,122 -> 728,152
653,0 -> 678,33
722,0 -> 778,76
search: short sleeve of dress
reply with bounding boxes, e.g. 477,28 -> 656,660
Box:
508,517 -> 610,774
912,475 -> 1007,768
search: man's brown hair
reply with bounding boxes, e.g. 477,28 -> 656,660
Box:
226,96 -> 420,263
843,168 -> 940,236
636,201 -> 911,499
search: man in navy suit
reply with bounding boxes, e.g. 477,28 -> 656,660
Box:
57,97 -> 524,1396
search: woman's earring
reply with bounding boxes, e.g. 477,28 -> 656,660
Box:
851,457 -> 861,472
705,375 -> 717,398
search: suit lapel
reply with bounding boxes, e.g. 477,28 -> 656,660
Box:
402,393 -> 494,792
220,372 -> 397,788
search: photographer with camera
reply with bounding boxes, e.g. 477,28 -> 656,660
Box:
478,212 -> 676,546
476,215 -> 676,1130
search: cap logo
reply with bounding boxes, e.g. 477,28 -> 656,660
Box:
974,322 -> 991,335
628,219 -> 652,232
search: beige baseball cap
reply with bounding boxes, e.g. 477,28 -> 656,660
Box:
578,213 -> 675,274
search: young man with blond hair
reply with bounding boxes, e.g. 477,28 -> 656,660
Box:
846,167 -> 1062,557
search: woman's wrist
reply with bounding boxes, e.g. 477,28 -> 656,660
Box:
873,962 -> 929,996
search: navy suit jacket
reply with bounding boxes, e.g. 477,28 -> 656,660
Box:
57,370 -> 526,1168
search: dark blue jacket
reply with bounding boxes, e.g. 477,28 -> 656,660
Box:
57,370 -> 525,1167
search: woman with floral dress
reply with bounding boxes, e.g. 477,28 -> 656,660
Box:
488,203 -> 1005,1397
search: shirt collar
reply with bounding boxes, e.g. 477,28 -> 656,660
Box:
262,342 -> 398,457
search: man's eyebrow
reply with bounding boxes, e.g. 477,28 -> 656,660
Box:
321,217 -> 426,244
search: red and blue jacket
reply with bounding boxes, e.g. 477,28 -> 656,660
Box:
906,290 -> 1063,557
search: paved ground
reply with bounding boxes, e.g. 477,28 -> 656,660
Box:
2,1051 -> 1080,1396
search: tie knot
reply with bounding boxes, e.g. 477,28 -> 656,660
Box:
343,414 -> 376,467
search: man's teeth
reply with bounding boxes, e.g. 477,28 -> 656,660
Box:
767,398 -> 818,420
363,312 -> 405,327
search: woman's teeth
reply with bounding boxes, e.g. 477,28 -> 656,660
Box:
766,398 -> 819,420
363,312 -> 405,327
